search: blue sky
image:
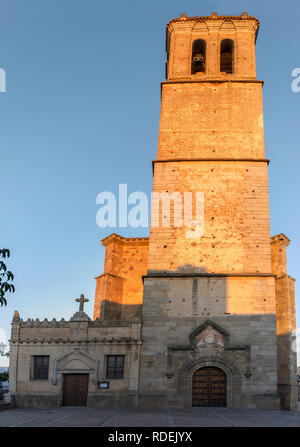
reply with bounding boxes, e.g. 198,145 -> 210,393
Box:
0,0 -> 299,366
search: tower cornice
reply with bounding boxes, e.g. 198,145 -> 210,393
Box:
167,14 -> 260,28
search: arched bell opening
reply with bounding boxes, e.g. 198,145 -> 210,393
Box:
191,39 -> 206,74
220,39 -> 234,74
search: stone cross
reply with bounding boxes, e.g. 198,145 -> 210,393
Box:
75,294 -> 89,312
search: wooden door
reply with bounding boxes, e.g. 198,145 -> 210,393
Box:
62,374 -> 89,406
192,367 -> 226,407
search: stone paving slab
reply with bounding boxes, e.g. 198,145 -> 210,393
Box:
0,407 -> 299,427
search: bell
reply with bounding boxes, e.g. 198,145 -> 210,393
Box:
193,54 -> 204,62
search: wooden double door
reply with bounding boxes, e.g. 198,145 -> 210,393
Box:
192,367 -> 226,407
62,374 -> 89,407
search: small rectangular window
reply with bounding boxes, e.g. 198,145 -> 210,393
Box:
33,356 -> 49,380
106,355 -> 124,379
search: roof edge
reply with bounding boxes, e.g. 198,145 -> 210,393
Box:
101,233 -> 149,247
167,13 -> 260,27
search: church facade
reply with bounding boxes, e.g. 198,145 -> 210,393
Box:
9,13 -> 297,410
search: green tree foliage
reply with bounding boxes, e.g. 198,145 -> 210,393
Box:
0,249 -> 15,306
0,372 -> 9,382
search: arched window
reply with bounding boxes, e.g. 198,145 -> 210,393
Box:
220,39 -> 234,74
165,29 -> 170,79
191,40 -> 206,74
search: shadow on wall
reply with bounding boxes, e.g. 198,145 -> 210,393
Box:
139,264 -> 297,410
142,263 -> 277,318
100,300 -> 142,320
95,259 -> 297,410
98,262 -> 277,320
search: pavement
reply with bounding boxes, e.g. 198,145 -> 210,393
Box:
0,406 -> 299,427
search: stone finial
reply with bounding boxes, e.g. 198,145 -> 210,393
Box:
12,310 -> 20,323
241,12 -> 249,17
180,13 -> 187,18
211,12 -> 218,17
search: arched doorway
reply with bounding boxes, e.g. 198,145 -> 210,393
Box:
192,366 -> 226,407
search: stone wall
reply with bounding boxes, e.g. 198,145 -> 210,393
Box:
157,82 -> 264,159
149,160 -> 271,273
139,276 -> 279,409
9,312 -> 142,408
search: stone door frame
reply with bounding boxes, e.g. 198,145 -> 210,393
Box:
52,348 -> 99,407
178,355 -> 241,408
62,373 -> 90,407
52,348 -> 99,386
192,365 -> 227,407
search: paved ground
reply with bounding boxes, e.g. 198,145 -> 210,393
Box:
0,406 -> 299,427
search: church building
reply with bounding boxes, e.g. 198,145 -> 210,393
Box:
9,12 -> 297,410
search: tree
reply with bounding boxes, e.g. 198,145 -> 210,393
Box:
0,372 -> 8,382
0,249 -> 15,306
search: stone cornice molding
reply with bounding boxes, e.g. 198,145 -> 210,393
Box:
161,79 -> 264,84
167,14 -> 259,28
143,272 -> 276,280
101,232 -> 149,247
10,338 -> 142,345
270,233 -> 290,247
153,158 -> 270,167
94,272 -> 125,282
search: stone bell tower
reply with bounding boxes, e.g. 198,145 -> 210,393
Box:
139,13 -> 297,409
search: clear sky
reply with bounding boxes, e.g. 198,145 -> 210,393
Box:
0,0 -> 299,367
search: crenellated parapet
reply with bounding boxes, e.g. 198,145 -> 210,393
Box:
18,317 -> 68,328
10,310 -> 142,344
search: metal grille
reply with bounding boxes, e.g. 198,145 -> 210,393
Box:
192,367 -> 226,407
62,374 -> 89,406
106,355 -> 124,379
33,356 -> 49,380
